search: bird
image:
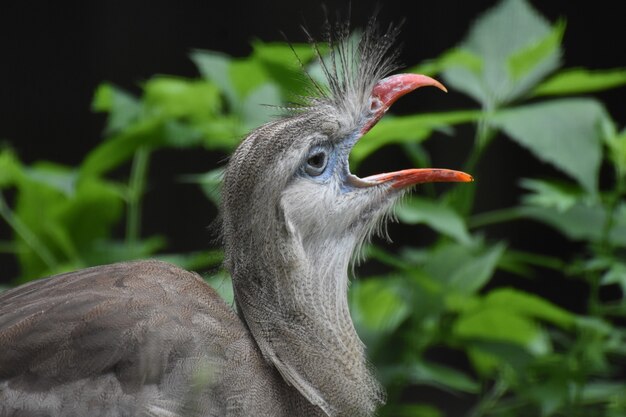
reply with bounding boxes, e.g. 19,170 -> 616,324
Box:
0,21 -> 472,417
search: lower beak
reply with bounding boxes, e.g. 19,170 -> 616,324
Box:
361,168 -> 473,189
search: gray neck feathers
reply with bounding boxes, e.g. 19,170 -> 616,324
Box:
222,122 -> 384,416
220,20 -> 405,416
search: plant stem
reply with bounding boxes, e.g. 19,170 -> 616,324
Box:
466,378 -> 508,417
468,207 -> 525,229
589,168 -> 626,316
449,113 -> 496,216
0,191 -> 57,269
126,147 -> 150,244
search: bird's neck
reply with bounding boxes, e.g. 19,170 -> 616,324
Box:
231,233 -> 383,416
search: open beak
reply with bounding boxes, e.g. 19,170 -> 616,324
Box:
354,73 -> 473,189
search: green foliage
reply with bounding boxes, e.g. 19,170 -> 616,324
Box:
2,0 -> 626,415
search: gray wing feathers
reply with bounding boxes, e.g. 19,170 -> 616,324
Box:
0,260 -> 262,417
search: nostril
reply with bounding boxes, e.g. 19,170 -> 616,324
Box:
369,97 -> 383,113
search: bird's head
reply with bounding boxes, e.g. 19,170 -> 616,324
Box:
221,24 -> 472,280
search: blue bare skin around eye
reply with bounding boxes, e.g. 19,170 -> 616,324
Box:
299,133 -> 363,195
299,145 -> 337,183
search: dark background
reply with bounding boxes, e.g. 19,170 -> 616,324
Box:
1,0 -> 625,303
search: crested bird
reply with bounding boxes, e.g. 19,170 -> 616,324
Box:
0,22 -> 472,417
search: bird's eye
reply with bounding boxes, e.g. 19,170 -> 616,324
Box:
304,151 -> 328,176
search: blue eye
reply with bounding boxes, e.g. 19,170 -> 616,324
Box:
304,150 -> 328,176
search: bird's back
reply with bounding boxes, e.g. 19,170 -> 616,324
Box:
0,260 -> 302,417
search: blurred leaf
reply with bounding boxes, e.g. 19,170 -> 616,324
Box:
240,83 -> 282,129
183,167 -> 224,206
508,19 -> 564,81
350,277 -> 411,335
351,110 -> 480,167
454,307 -> 550,354
520,178 -> 584,212
0,149 -> 23,188
467,339 -> 536,376
581,382 -> 626,405
424,242 -> 505,295
532,67 -> 626,97
396,196 -> 471,244
408,48 -> 483,77
56,177 -> 124,251
602,118 -> 626,177
156,249 -> 224,272
251,41 -> 315,96
523,373 -> 569,416
382,404 -> 443,417
601,262 -> 626,295
81,119 -> 162,176
82,236 -> 166,266
205,271 -> 234,305
13,164 -> 124,280
229,59 -> 269,100
493,99 -> 606,193
443,0 -> 561,107
195,116 -> 246,151
191,50 -> 240,109
23,162 -> 78,197
92,83 -> 142,134
484,288 -> 576,328
520,203 -> 626,246
407,360 -> 480,394
143,77 -> 221,121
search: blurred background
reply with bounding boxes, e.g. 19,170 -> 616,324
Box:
2,1 -> 626,416
1,1 -> 624,281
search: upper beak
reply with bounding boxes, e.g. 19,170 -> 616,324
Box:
361,73 -> 447,135
354,73 -> 473,189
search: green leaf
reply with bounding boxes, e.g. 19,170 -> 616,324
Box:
191,50 -> 239,109
80,119 -> 162,176
382,404 -> 443,417
603,119 -> 626,177
442,0 -> 561,107
454,307 -> 550,355
350,277 -> 411,335
520,203 -> 626,247
408,360 -> 480,393
92,83 -> 142,134
601,262 -> 626,296
229,59 -> 270,101
143,77 -> 221,121
251,40 -> 315,96
240,83 -> 282,129
205,271 -> 234,305
508,19 -> 565,81
407,48 -> 483,77
156,249 -> 224,271
82,236 -> 166,266
519,178 -> 584,212
351,110 -> 480,167
395,196 -> 471,244
483,288 -> 576,328
423,241 -> 505,294
493,99 -> 606,193
23,162 -> 78,197
532,67 -> 626,97
0,149 -> 23,188
183,167 -> 223,206
12,165 -> 124,280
